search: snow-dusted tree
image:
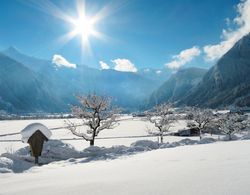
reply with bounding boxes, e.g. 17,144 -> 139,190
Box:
187,107 -> 214,140
215,113 -> 249,140
183,106 -> 194,120
146,103 -> 176,144
66,95 -> 121,146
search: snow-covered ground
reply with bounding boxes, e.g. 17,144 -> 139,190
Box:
1,140 -> 250,195
0,117 -> 188,154
1,116 -> 250,194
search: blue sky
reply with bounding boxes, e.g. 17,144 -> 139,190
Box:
1,0 -> 249,71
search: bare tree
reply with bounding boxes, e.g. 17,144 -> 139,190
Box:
215,113 -> 248,140
146,103 -> 176,144
66,94 -> 121,146
187,107 -> 214,140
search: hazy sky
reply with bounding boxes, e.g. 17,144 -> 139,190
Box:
1,0 -> 249,72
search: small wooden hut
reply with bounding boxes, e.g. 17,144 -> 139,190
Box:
176,128 -> 199,136
21,123 -> 52,164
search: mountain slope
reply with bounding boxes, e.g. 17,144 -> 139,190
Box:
2,48 -> 166,112
148,67 -> 207,107
179,33 -> 250,108
3,47 -> 53,73
0,53 -> 62,113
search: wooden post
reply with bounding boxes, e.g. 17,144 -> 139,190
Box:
21,123 -> 52,165
27,130 -> 48,164
35,156 -> 39,164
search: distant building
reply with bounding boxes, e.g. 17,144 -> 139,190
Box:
175,128 -> 199,136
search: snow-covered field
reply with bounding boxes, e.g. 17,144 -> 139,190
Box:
0,116 -> 188,154
1,116 -> 250,194
1,140 -> 250,195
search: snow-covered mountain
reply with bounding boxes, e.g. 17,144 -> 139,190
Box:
179,33 -> 250,108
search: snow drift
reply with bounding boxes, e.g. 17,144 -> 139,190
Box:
0,136 -> 236,173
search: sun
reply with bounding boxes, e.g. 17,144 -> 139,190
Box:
72,15 -> 96,43
54,0 -> 109,55
65,9 -> 103,55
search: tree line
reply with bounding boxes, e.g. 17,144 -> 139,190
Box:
66,94 -> 250,146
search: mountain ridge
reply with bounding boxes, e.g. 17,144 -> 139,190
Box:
0,48 -> 171,113
147,67 -> 207,107
178,33 -> 250,108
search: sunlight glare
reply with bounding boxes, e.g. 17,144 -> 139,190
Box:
72,15 -> 95,43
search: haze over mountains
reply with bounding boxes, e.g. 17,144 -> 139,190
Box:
0,33 -> 250,113
147,67 -> 207,107
0,53 -> 60,113
0,47 -> 171,113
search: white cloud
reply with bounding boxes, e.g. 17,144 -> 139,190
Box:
99,61 -> 110,70
156,70 -> 162,74
112,58 -> 138,73
165,46 -> 201,69
52,54 -> 76,68
204,0 -> 250,61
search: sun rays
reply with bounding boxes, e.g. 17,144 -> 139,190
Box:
61,0 -> 105,56
21,0 -> 127,59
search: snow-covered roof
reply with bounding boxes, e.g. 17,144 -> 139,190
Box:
20,123 -> 52,143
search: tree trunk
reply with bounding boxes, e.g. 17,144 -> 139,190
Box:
160,135 -> 163,144
228,134 -> 232,141
90,139 -> 95,146
199,129 -> 202,140
90,129 -> 96,146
